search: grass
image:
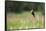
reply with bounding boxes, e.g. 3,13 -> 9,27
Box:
7,11 -> 45,30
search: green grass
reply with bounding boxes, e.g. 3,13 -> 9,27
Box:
7,12 -> 45,29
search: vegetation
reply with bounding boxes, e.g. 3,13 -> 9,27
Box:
7,12 -> 44,30
5,1 -> 45,30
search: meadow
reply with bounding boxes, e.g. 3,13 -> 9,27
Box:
7,11 -> 45,30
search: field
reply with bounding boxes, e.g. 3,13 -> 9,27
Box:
7,11 -> 45,30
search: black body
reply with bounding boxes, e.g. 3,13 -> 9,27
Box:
32,11 -> 35,17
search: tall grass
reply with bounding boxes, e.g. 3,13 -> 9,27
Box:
7,12 -> 44,30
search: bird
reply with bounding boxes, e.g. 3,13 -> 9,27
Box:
31,9 -> 35,17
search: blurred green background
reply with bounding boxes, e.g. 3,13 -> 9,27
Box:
5,1 -> 45,30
